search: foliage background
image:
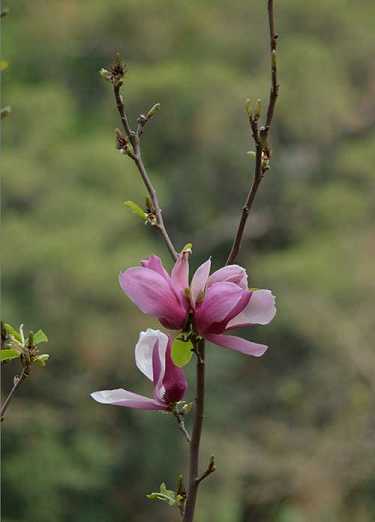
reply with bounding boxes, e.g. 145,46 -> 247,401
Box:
2,1 -> 375,521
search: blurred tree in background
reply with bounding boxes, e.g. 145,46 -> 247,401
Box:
2,1 -> 375,521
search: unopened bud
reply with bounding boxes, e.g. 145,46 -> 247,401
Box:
99,68 -> 112,81
115,128 -> 128,152
254,98 -> 262,120
245,98 -> 252,117
0,106 -> 11,120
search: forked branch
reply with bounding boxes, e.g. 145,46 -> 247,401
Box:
103,58 -> 178,261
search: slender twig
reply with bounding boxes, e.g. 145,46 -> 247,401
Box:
226,0 -> 279,265
196,456 -> 216,485
112,83 -> 178,261
265,0 -> 279,130
183,340 -> 205,522
0,366 -> 28,422
174,411 -> 192,443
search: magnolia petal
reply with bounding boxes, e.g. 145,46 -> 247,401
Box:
227,289 -> 276,329
190,258 -> 211,307
195,282 -> 251,335
171,252 -> 189,294
91,389 -> 166,410
119,267 -> 186,329
206,334 -> 268,357
140,255 -> 170,281
152,335 -> 167,399
208,265 -> 248,289
135,329 -> 169,382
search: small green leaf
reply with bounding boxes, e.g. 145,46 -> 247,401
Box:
34,354 -> 50,367
181,243 -> 192,254
0,60 -> 9,72
4,323 -> 21,342
146,483 -> 179,507
33,329 -> 48,345
0,349 -> 20,362
146,102 -> 160,119
124,201 -> 147,220
172,337 -> 193,368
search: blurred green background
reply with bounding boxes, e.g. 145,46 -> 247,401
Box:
2,1 -> 375,521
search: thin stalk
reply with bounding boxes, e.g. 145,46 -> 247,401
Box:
226,0 -> 279,265
0,366 -> 28,422
183,340 -> 205,522
113,83 -> 178,261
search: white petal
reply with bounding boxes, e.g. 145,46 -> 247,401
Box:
135,329 -> 168,382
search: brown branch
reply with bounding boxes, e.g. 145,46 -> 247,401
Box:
112,82 -> 178,261
183,340 -> 205,522
196,456 -> 216,485
0,366 -> 28,422
265,0 -> 279,130
226,0 -> 279,265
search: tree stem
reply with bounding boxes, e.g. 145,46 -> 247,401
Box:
183,340 -> 205,522
226,0 -> 279,265
0,366 -> 28,422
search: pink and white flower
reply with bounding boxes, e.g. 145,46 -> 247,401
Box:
91,329 -> 187,411
120,254 -> 276,357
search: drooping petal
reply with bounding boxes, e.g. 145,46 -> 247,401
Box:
140,255 -> 170,281
206,334 -> 268,357
171,252 -> 189,295
135,329 -> 169,382
190,258 -> 211,307
91,389 -> 166,410
119,267 -> 186,329
162,339 -> 188,403
195,282 -> 251,335
152,335 -> 167,401
208,265 -> 248,289
226,290 -> 276,329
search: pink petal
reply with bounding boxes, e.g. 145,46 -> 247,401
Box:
171,252 -> 189,294
208,265 -> 248,289
227,290 -> 276,329
91,389 -> 166,410
140,255 -> 170,281
135,329 -> 168,382
195,282 -> 251,335
161,339 -> 188,403
119,267 -> 186,330
190,258 -> 211,307
206,334 -> 268,357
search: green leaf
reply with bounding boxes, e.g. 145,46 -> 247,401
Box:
34,354 -> 50,367
0,349 -> 20,362
171,337 -> 193,367
33,329 -> 48,345
4,323 -> 21,342
124,201 -> 147,220
146,483 -> 179,507
0,60 -> 9,72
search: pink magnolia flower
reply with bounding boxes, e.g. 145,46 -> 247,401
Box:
120,254 -> 276,357
91,329 -> 187,411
